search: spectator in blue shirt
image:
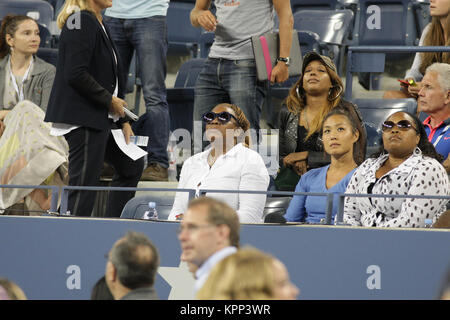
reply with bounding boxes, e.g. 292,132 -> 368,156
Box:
284,107 -> 365,223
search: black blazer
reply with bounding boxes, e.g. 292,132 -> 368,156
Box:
45,10 -> 126,130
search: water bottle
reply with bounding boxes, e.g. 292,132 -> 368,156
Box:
143,202 -> 158,220
424,218 -> 433,228
167,136 -> 177,182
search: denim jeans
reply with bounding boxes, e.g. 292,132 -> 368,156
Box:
104,15 -> 169,168
193,58 -> 266,153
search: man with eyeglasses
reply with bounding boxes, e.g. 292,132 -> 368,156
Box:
418,62 -> 450,173
105,231 -> 159,300
177,197 -> 240,293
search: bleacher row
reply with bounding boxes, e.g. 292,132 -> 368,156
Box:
2,0 -> 448,219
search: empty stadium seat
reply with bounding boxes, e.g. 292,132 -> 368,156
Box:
413,0 -> 431,35
167,58 -> 206,134
167,2 -> 202,57
36,47 -> 58,66
290,0 -> 341,12
293,9 -> 354,75
352,98 -> 418,156
120,194 -> 175,220
262,196 -> 292,220
38,23 -> 52,47
352,0 -> 420,90
0,0 -> 54,28
121,193 -> 293,222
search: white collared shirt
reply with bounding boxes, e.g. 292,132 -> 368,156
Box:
343,151 -> 449,228
194,246 -> 237,293
168,143 -> 270,223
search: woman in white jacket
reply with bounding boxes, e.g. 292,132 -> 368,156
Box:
168,103 -> 269,223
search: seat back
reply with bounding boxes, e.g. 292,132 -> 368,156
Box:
167,2 -> 202,57
120,194 -> 176,220
294,9 -> 354,46
293,9 -> 354,75
352,98 -> 418,156
354,0 -> 418,46
36,47 -> 58,66
262,196 -> 292,220
290,0 -> 341,12
168,58 -> 206,134
0,0 -> 54,28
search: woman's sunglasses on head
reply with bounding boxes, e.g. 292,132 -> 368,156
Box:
202,111 -> 238,124
381,120 -> 418,133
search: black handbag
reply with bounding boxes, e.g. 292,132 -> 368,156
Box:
274,166 -> 301,191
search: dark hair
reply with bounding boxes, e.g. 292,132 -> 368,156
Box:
109,231 -> 160,290
90,276 -> 114,300
370,111 -> 444,162
0,14 -> 36,59
320,105 -> 367,165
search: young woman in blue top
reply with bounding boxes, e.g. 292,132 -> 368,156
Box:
284,107 -> 364,223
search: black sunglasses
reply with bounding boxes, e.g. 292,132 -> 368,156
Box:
202,111 -> 238,124
381,120 -> 418,132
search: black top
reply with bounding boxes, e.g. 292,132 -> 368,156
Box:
296,125 -> 328,169
44,10 -> 127,130
295,125 -> 322,152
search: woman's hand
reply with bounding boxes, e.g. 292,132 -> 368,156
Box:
283,151 -> 308,168
110,96 -> 126,118
122,122 -> 134,145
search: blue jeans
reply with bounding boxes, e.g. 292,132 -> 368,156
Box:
104,15 -> 169,168
193,58 -> 266,152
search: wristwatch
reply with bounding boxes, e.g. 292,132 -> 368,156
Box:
277,57 -> 291,66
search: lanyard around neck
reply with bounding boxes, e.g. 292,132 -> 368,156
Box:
8,56 -> 34,102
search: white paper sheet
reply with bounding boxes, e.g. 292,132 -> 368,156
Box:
111,129 -> 147,161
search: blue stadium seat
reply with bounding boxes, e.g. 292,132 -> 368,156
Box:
412,0 -> 431,36
293,9 -> 354,76
167,2 -> 202,57
38,23 -> 52,47
262,197 -> 292,220
167,58 -> 206,134
352,0 -> 420,90
0,0 -> 54,28
36,47 -> 58,66
352,98 -> 418,156
199,32 -> 214,59
121,193 -> 293,221
290,0 -> 341,12
120,194 -> 175,220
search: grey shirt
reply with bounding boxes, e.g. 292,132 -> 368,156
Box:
0,55 -> 56,111
209,0 -> 274,60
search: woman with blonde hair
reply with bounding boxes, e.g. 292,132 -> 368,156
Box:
168,103 -> 269,223
384,0 -> 450,99
196,247 -> 299,300
44,0 -> 144,217
0,278 -> 27,300
277,51 -> 366,191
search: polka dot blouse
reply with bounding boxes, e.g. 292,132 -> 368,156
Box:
343,150 -> 449,228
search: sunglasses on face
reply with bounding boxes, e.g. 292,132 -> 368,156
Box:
381,120 -> 418,132
202,111 -> 238,124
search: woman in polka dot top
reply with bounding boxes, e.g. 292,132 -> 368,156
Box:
343,111 -> 449,228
